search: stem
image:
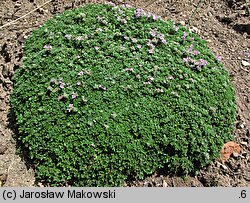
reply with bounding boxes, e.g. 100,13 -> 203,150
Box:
187,0 -> 204,26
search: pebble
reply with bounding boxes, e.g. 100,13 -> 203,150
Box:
232,152 -> 240,158
179,21 -> 185,26
162,180 -> 168,187
190,26 -> 199,34
242,60 -> 250,67
216,161 -> 228,170
0,92 -> 7,100
240,141 -> 248,146
237,122 -> 245,129
0,174 -> 8,186
14,3 -> 21,8
220,163 -> 228,170
0,143 -> 7,154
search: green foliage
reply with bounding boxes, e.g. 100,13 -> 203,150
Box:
11,3 -> 236,186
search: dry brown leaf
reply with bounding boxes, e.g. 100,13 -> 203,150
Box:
220,141 -> 241,163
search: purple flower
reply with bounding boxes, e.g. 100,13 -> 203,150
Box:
161,39 -> 167,44
147,12 -> 152,18
188,44 -> 193,53
158,33 -> 164,39
135,8 -> 144,18
200,59 -> 208,66
76,36 -> 83,41
196,66 -> 201,71
156,88 -> 164,93
124,36 -> 129,40
78,71 -> 84,76
153,14 -> 159,21
144,81 -> 151,85
76,81 -> 81,86
183,58 -> 189,63
120,18 -> 127,24
125,3 -> 132,8
59,83 -> 65,89
97,16 -> 101,21
167,75 -> 174,80
67,104 -> 74,112
72,92 -> 76,99
195,61 -> 200,66
147,41 -> 155,49
58,80 -> 65,89
106,2 -> 116,6
137,45 -> 142,49
43,45 -> 52,50
148,76 -> 154,81
96,28 -> 103,32
135,12 -> 141,18
150,30 -> 157,37
125,68 -> 133,72
94,46 -> 100,50
148,49 -> 154,54
181,32 -> 188,39
193,50 -> 200,55
132,38 -> 137,43
216,55 -> 222,61
65,34 -> 72,39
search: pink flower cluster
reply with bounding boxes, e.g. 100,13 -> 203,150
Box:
146,41 -> 155,54
43,45 -> 52,50
183,57 -> 208,70
134,8 -> 160,21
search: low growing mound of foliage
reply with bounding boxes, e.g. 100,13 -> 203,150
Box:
11,2 -> 236,186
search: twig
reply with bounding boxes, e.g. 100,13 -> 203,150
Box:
186,0 -> 204,26
0,0 -> 52,29
145,0 -> 158,8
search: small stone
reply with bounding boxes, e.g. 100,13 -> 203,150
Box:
14,3 -> 21,9
4,79 -> 12,85
208,12 -> 213,17
236,122 -> 245,129
220,163 -> 228,170
232,152 -> 240,158
0,144 -> 7,154
163,180 -> 168,187
37,8 -> 45,14
190,26 -> 199,34
179,21 -> 185,26
0,92 -> 6,100
1,64 -> 9,77
246,130 -> 250,137
0,174 -> 8,184
240,141 -> 248,146
242,60 -> 250,67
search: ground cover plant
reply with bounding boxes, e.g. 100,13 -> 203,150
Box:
10,2 -> 236,186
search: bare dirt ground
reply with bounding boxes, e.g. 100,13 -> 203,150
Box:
0,0 -> 249,187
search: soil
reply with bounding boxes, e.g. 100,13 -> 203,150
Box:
0,0 -> 249,187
